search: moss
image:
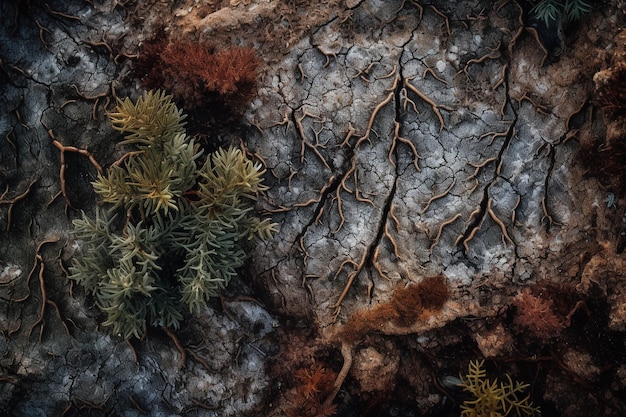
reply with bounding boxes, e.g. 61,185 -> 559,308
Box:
69,90 -> 276,339
136,38 -> 259,119
339,275 -> 449,343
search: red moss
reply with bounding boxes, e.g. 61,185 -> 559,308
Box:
265,326 -> 339,417
390,275 -> 449,326
512,288 -> 565,339
295,364 -> 336,400
340,275 -> 449,342
135,37 -> 259,119
285,363 -> 338,417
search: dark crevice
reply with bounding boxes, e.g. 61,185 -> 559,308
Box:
363,174 -> 398,278
290,172 -> 344,252
457,63 -> 518,257
542,143 -> 557,234
359,51 -> 406,287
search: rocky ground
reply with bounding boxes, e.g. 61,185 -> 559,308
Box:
2,0 -> 626,416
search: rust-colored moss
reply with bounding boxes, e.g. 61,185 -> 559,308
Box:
390,274 -> 449,327
340,275 -> 449,342
512,288 -> 565,340
295,363 -> 337,400
135,37 -> 259,120
286,362 -> 338,416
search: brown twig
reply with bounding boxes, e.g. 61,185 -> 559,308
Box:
324,342 -> 354,409
26,237 -> 64,342
511,195 -> 521,224
354,89 -> 396,149
384,221 -> 401,260
457,206 -> 484,252
429,5 -> 451,37
331,250 -> 368,317
294,109 -> 331,170
0,179 -> 36,231
506,1 -> 525,58
423,67 -> 449,85
517,91 -> 550,114
389,121 -> 420,171
459,42 -> 502,77
126,339 -> 138,363
162,325 -> 186,368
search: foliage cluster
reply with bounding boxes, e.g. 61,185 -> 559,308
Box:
136,38 -> 259,118
530,0 -> 591,24
458,360 -> 541,417
70,90 -> 276,339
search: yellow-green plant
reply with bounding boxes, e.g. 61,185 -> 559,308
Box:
70,90 -> 277,339
458,360 -> 541,417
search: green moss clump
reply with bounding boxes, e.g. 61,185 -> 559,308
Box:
458,360 -> 541,417
70,90 -> 277,339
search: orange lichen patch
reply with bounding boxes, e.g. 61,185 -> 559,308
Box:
339,275 -> 449,343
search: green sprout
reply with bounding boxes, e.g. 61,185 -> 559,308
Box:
458,360 -> 541,417
70,90 -> 277,339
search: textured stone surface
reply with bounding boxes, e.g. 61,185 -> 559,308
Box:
0,1 -> 274,416
2,0 -> 626,416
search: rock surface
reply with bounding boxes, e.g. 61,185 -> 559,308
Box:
1,0 -> 626,416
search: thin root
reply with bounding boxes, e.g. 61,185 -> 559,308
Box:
430,213 -> 462,251
404,79 -> 446,132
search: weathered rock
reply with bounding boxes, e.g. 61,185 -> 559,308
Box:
2,0 -> 626,416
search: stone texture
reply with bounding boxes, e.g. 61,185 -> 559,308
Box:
2,0 -> 626,416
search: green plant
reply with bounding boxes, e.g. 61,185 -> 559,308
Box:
530,0 -> 591,25
69,90 -> 277,339
458,360 -> 541,417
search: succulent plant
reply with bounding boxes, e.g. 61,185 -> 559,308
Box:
70,90 -> 277,339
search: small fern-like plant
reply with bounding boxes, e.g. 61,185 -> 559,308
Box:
70,90 -> 277,339
530,0 -> 591,25
458,360 -> 541,417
